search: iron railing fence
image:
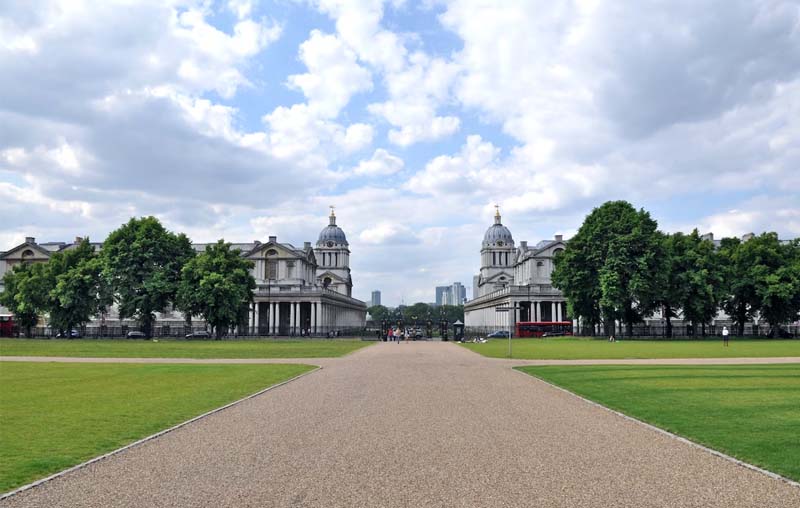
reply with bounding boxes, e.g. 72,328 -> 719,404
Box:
3,325 -> 378,340
464,323 -> 800,339
3,323 -> 798,340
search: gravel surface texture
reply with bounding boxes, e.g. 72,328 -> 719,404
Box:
3,342 -> 799,507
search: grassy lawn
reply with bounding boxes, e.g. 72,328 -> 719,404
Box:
0,338 -> 371,359
517,364 -> 800,481
0,361 -> 315,492
461,338 -> 800,359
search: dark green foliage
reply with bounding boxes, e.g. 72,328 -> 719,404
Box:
664,230 -> 724,336
176,240 -> 255,339
367,305 -> 391,322
102,217 -> 195,337
718,234 -> 800,336
553,201 -> 661,336
0,263 -> 46,337
48,239 -> 110,335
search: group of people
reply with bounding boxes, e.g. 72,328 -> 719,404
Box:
386,327 -> 411,342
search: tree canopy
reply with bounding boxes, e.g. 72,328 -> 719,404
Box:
176,240 -> 255,339
553,201 -> 661,336
102,217 -> 195,337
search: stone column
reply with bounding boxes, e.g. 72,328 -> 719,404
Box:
311,302 -> 317,334
275,302 -> 281,335
290,303 -> 296,335
254,303 -> 260,335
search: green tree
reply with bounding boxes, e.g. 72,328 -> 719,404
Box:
438,304 -> 464,324
403,302 -> 433,323
718,237 -> 758,336
367,305 -> 391,323
0,263 -> 46,337
48,240 -> 110,336
656,232 -> 688,338
177,240 -> 255,340
103,217 -> 195,337
748,234 -> 800,336
553,201 -> 661,337
678,230 -> 723,336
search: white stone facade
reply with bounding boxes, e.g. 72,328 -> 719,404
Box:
465,209 -> 568,330
0,212 -> 367,335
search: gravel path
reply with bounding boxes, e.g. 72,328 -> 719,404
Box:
3,342 -> 799,507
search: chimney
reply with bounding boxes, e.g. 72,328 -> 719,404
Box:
304,242 -> 311,250
555,234 -> 563,242
25,237 -> 35,244
520,241 -> 527,249
742,233 -> 754,242
268,235 -> 277,243
700,232 -> 713,242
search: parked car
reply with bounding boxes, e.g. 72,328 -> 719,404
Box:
55,329 -> 81,338
487,330 -> 510,338
126,331 -> 147,339
186,331 -> 211,339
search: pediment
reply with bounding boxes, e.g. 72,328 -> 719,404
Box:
484,271 -> 513,283
317,271 -> 348,284
246,242 -> 304,261
0,242 -> 53,260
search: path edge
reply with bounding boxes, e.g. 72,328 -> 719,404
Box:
512,367 -> 800,490
0,365 -> 322,501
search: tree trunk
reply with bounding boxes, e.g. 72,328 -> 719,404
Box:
737,303 -> 746,336
701,322 -> 706,337
665,305 -> 673,338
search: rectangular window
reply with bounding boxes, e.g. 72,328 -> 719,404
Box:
267,261 -> 277,280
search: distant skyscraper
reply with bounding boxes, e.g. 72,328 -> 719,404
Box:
371,290 -> 381,307
435,286 -> 449,306
451,282 -> 466,305
436,283 -> 466,306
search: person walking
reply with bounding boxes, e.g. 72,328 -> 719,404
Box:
722,326 -> 729,347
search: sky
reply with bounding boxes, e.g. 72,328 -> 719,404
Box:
1,0 -> 799,306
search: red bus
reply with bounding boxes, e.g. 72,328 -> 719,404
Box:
515,321 -> 573,338
0,315 -> 14,337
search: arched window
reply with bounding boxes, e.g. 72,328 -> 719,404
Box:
536,261 -> 544,278
323,277 -> 332,289
21,249 -> 35,265
553,248 -> 564,256
266,249 -> 278,256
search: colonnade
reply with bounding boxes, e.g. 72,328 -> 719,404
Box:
248,300 -> 363,336
465,299 -> 568,328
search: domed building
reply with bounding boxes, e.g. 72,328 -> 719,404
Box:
477,206 -> 517,295
204,206 -> 365,336
315,207 -> 353,297
0,210 -> 367,337
465,207 -> 569,331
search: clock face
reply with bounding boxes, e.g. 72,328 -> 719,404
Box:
327,241 -> 334,247
496,241 -> 503,246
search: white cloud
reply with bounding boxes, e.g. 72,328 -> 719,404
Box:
359,221 -> 418,244
693,196 -> 800,238
287,30 -> 372,118
353,148 -> 404,176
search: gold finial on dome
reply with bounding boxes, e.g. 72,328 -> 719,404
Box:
494,204 -> 502,224
329,205 -> 336,225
